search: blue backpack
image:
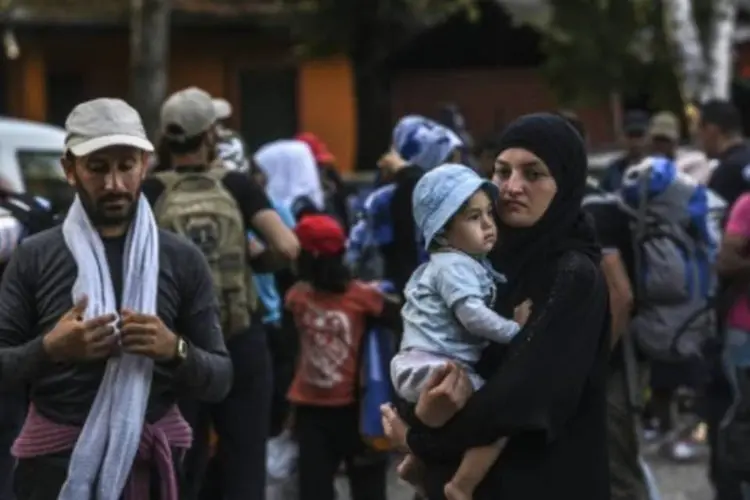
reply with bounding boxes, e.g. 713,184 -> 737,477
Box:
345,184 -> 428,281
619,156 -> 724,361
359,281 -> 397,451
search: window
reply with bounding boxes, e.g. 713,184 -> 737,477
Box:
15,150 -> 74,211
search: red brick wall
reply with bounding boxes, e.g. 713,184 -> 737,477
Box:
390,68 -> 618,148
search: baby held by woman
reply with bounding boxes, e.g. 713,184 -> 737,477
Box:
390,164 -> 531,500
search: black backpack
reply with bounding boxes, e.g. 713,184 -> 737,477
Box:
0,191 -> 59,278
0,190 -> 59,238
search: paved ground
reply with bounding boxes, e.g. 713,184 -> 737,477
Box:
648,456 -> 711,500
335,450 -> 713,499
642,424 -> 712,500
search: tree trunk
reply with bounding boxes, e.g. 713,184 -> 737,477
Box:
130,0 -> 170,141
661,0 -> 705,102
702,0 -> 738,101
350,1 -> 392,172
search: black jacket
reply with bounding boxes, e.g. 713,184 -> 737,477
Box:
0,227 -> 232,425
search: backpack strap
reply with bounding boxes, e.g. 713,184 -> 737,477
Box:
154,170 -> 179,192
153,166 -> 229,215
153,171 -> 181,217
204,163 -> 230,182
631,165 -> 652,299
623,166 -> 651,416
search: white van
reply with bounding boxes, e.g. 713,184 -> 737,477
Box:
0,117 -> 71,262
0,116 -> 72,208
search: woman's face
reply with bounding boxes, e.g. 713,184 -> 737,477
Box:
493,148 -> 558,227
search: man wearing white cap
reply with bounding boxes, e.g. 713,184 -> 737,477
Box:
149,86 -> 298,500
0,97 -> 233,499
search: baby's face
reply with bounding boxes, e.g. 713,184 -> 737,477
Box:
445,190 -> 497,255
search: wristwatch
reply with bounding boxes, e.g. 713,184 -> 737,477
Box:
175,337 -> 189,362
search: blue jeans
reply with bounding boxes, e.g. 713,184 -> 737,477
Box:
722,328 -> 750,499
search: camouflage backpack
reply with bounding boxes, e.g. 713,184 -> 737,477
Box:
154,167 -> 254,337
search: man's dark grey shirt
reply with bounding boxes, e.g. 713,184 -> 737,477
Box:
0,226 -> 232,425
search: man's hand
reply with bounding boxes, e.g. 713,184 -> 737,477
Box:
43,295 -> 118,362
415,363 -> 473,428
377,148 -> 409,179
120,309 -> 178,361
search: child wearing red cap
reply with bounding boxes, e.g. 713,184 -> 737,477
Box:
284,214 -> 401,500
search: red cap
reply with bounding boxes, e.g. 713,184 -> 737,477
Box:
295,214 -> 346,257
296,132 -> 336,164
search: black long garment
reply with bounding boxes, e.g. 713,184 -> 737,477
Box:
403,113 -> 612,500
406,250 -> 611,499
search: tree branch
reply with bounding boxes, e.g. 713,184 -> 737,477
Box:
661,0 -> 706,102
703,0 -> 738,100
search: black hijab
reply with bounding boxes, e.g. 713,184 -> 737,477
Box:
490,113 -> 600,302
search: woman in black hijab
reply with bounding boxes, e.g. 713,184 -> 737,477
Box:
383,113 -> 612,499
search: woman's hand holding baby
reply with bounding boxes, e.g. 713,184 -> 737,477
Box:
415,363 -> 473,428
381,404 -> 410,451
514,299 -> 533,326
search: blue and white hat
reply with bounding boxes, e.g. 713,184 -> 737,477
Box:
412,163 -> 498,249
393,115 -> 463,171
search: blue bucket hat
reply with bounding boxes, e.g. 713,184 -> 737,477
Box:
412,163 -> 498,249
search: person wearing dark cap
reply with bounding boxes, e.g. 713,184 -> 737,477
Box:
285,214 -> 401,500
381,113 -> 611,499
146,86 -> 299,500
600,110 -> 649,192
647,111 -> 681,160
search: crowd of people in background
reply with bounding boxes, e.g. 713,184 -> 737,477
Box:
0,83 -> 747,500
581,100 -> 750,500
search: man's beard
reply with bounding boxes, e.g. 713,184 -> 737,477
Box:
75,185 -> 137,227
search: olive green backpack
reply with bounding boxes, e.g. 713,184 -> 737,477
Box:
154,167 -> 255,337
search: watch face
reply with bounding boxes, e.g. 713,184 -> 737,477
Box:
178,339 -> 188,358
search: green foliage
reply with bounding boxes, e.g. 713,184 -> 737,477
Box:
539,0 -> 721,109
280,0 -> 477,59
539,0 -> 658,105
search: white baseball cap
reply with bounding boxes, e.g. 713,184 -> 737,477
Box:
212,98 -> 232,120
64,98 -> 155,156
161,87 -> 216,142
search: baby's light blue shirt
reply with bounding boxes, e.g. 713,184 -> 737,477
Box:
400,250 -> 514,364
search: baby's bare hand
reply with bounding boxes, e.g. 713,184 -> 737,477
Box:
514,299 -> 533,325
